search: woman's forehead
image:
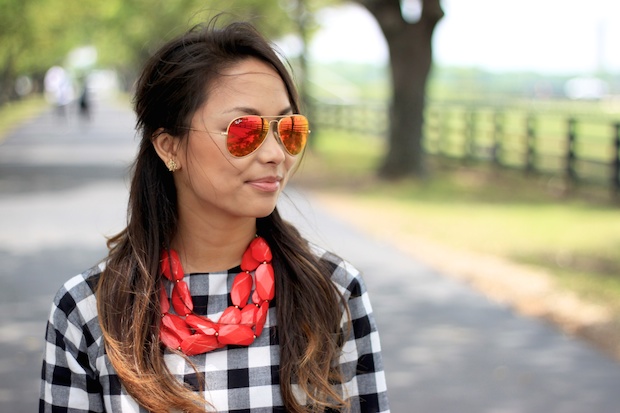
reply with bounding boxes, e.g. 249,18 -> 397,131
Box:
203,59 -> 290,113
215,59 -> 284,89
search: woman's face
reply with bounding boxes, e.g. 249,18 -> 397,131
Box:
173,58 -> 299,223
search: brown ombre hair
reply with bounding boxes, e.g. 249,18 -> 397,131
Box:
96,19 -> 348,413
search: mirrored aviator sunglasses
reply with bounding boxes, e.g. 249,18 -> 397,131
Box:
224,114 -> 310,157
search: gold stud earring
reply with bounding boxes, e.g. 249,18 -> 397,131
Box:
166,159 -> 178,172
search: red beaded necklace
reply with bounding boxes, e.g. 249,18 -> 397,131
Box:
159,236 -> 275,356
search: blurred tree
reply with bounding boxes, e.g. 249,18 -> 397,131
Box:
0,0 -> 310,102
0,0 -> 115,102
92,0 -> 208,88
0,0 -> 30,102
352,0 -> 444,178
2,1 -> 33,98
287,0 -> 312,112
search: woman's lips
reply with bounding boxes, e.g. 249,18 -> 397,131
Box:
246,177 -> 281,192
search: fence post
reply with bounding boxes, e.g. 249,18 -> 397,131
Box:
613,122 -> 620,198
566,118 -> 577,185
438,107 -> 449,157
464,109 -> 476,161
525,114 -> 536,174
492,110 -> 503,166
424,106 -> 437,154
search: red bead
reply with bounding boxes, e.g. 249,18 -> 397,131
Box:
218,324 -> 255,346
160,250 -> 172,279
160,327 -> 181,350
240,304 -> 257,326
254,301 -> 269,337
255,263 -> 275,301
160,249 -> 184,281
219,306 -> 241,325
161,313 -> 189,334
231,272 -> 252,308
251,289 -> 261,305
241,246 -> 260,271
250,237 -> 272,263
181,334 -> 219,356
172,281 -> 193,315
159,284 -> 170,314
185,314 -> 218,336
161,313 -> 191,345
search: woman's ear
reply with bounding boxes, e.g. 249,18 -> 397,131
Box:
152,129 -> 182,172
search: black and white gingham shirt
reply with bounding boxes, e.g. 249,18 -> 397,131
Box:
40,245 -> 390,412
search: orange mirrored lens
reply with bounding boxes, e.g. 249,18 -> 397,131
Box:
226,116 -> 268,157
278,115 -> 309,155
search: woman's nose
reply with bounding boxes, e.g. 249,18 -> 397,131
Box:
257,121 -> 287,163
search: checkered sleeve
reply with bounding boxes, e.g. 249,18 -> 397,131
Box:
40,267 -> 105,413
318,249 -> 391,413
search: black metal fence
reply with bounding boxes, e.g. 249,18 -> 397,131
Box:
424,103 -> 620,195
312,100 -> 620,195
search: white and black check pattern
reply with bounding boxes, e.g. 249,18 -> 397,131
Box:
40,246 -> 390,412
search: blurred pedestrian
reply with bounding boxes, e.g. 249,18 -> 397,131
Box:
78,76 -> 91,121
44,66 -> 73,118
39,19 -> 389,413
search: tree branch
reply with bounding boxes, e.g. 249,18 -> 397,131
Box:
421,0 -> 444,26
353,0 -> 405,36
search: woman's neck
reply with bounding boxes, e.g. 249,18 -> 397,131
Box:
171,215 -> 257,274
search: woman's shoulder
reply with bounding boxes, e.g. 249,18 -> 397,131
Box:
308,242 -> 367,300
49,262 -> 104,328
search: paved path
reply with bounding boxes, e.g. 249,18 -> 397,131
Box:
1,100 -> 620,413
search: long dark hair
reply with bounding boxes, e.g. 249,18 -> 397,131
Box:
97,19 -> 348,413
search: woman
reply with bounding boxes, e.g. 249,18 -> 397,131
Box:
40,19 -> 389,413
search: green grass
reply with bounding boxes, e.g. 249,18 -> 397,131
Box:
297,129 -> 620,315
0,97 -> 48,141
297,128 -> 385,186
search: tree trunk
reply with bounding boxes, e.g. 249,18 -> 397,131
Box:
292,0 -> 314,139
0,59 -> 16,106
354,0 -> 443,178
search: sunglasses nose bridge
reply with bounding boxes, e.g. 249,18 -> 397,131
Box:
265,119 -> 278,135
264,118 -> 285,146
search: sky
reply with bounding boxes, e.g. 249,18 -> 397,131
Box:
306,0 -> 620,75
